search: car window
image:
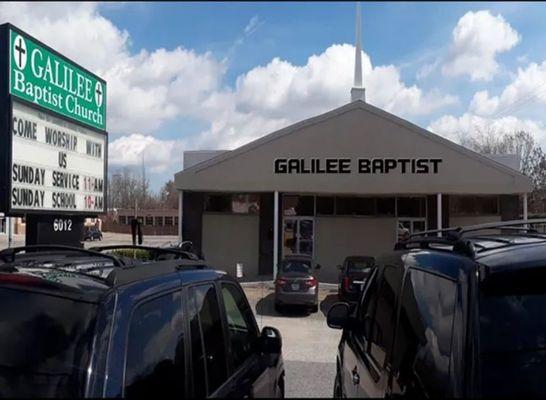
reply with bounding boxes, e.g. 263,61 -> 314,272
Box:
280,261 -> 311,273
347,258 -> 374,272
391,269 -> 457,397
221,283 -> 259,370
0,287 -> 97,398
368,265 -> 403,366
357,267 -> 379,333
189,284 -> 228,396
478,266 -> 546,397
124,291 -> 185,399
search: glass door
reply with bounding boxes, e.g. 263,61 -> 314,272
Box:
283,217 -> 314,257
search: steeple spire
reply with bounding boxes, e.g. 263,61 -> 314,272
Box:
351,2 -> 366,102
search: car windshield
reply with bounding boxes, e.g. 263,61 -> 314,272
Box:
347,258 -> 374,272
478,267 -> 546,397
280,260 -> 311,274
0,287 -> 97,397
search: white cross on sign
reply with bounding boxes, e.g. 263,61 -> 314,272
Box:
13,35 -> 27,70
94,81 -> 103,108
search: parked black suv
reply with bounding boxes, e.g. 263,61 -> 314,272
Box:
328,220 -> 546,398
0,245 -> 284,398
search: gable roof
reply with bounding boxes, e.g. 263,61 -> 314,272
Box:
175,100 -> 532,194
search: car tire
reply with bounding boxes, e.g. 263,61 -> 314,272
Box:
333,366 -> 342,398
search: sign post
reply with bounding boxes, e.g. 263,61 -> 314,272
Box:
0,24 -> 108,247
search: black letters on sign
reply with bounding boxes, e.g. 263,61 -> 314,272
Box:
274,158 -> 443,175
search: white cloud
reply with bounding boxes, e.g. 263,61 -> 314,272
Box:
471,61 -> 546,118
109,134 -> 186,173
195,44 -> 457,149
244,15 -> 260,35
0,2 -> 458,176
428,112 -> 546,145
469,90 -> 499,116
0,2 -> 225,135
442,10 -> 520,81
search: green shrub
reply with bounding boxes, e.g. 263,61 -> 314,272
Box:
109,248 -> 153,260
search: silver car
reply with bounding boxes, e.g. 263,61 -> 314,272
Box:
274,256 -> 321,313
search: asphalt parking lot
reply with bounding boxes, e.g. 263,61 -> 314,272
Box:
242,282 -> 342,398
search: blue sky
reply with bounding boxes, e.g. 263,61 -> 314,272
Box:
4,2 -> 546,191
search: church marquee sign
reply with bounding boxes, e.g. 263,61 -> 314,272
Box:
0,24 -> 108,216
9,27 -> 106,131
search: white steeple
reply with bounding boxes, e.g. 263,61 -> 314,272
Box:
351,2 -> 366,102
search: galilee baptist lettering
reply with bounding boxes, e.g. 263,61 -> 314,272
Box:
9,27 -> 107,130
274,158 -> 443,174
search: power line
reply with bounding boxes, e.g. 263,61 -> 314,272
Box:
471,81 -> 546,135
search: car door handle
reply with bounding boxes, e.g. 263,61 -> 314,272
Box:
352,367 -> 360,385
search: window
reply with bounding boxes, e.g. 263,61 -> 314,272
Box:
358,267 -> 379,332
205,194 -> 232,213
118,215 -> 126,224
282,195 -> 314,216
145,216 -> 153,226
137,217 -> 144,224
205,194 -> 260,214
397,197 -> 426,217
221,284 -> 259,370
165,216 -> 173,226
368,265 -> 404,366
391,269 -> 457,397
232,194 -> 260,214
0,288 -> 97,398
124,291 -> 185,398
154,216 -> 163,226
336,197 -> 375,216
316,196 -> 334,215
450,196 -> 499,216
479,267 -> 546,397
377,197 -> 396,215
189,284 -> 228,396
174,217 -> 179,226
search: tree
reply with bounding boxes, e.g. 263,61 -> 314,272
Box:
159,180 -> 179,209
107,167 -> 160,210
461,128 -> 546,212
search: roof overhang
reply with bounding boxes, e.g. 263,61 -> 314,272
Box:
175,101 -> 532,195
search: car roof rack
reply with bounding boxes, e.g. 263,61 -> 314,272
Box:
395,219 -> 546,257
89,245 -> 200,260
0,244 -> 209,288
0,245 -> 124,266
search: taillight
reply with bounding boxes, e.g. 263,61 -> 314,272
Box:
0,273 -> 53,287
343,277 -> 352,291
304,277 -> 318,287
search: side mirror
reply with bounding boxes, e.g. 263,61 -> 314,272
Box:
261,326 -> 282,354
315,264 -> 322,270
327,302 -> 350,329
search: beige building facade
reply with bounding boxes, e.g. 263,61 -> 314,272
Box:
174,101 -> 532,282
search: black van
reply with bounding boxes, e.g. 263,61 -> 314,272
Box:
0,245 -> 284,398
328,220 -> 546,398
